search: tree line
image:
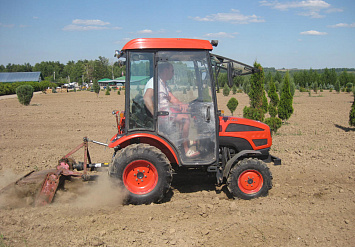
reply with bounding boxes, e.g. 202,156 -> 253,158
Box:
216,67 -> 355,94
0,57 -> 125,84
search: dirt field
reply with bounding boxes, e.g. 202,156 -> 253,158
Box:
0,90 -> 354,247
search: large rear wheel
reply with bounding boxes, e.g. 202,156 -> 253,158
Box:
111,144 -> 172,204
227,158 -> 272,200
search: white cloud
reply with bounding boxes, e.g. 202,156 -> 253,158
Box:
298,10 -> 325,18
204,32 -> 238,38
192,9 -> 265,24
328,23 -> 355,28
300,30 -> 328,35
260,0 -> 330,10
136,29 -> 165,34
0,23 -> 15,28
63,24 -> 109,31
138,29 -> 153,34
63,19 -> 121,31
260,0 -> 334,18
325,8 -> 343,13
72,19 -> 110,26
115,38 -> 131,45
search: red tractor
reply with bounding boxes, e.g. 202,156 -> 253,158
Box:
1,38 -> 281,206
109,38 -> 281,204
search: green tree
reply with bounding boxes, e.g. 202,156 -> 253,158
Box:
349,91 -> 355,126
268,78 -> 279,106
278,71 -> 294,122
274,71 -> 282,84
335,80 -> 341,93
262,90 -> 268,113
93,80 -> 100,96
346,83 -> 353,93
243,62 -> 265,122
233,76 -> 244,87
232,84 -> 237,94
265,78 -> 282,133
339,70 -> 349,87
16,85 -> 34,106
313,82 -> 318,94
264,117 -> 282,133
223,83 -> 230,96
227,97 -> 239,116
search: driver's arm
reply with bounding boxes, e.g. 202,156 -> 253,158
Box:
169,92 -> 188,112
143,88 -> 154,115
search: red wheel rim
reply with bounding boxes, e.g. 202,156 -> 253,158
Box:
123,160 -> 158,194
238,170 -> 263,194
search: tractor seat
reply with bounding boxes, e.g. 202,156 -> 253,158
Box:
131,94 -> 153,129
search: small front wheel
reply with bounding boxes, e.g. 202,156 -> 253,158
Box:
111,144 -> 172,204
227,158 -> 272,200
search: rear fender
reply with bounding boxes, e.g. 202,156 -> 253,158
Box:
109,133 -> 179,165
223,150 -> 262,179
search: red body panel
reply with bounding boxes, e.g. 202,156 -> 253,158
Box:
218,116 -> 272,151
109,133 -> 179,165
122,38 -> 213,51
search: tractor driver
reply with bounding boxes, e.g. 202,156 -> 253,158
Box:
143,62 -> 200,158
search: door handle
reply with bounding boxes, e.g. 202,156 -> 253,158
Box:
206,106 -> 211,122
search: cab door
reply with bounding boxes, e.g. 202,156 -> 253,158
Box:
154,50 -> 218,165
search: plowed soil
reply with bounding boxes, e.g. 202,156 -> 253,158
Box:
0,90 -> 354,247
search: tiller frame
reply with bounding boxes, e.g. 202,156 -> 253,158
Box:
34,137 -> 109,206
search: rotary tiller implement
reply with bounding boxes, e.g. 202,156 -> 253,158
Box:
0,137 -> 109,206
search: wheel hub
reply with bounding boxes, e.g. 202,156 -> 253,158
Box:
137,172 -> 144,179
123,160 -> 158,194
238,170 -> 264,194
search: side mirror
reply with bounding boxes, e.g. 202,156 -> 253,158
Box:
227,62 -> 233,87
118,60 -> 126,66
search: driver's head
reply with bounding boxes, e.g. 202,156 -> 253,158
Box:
159,62 -> 174,81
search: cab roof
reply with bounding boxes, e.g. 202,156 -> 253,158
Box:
122,38 -> 214,51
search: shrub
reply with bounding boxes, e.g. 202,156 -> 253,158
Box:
299,87 -> 308,92
278,71 -> 294,122
232,84 -> 237,94
262,90 -> 268,113
227,97 -> 239,116
243,106 -> 264,122
346,83 -> 353,93
268,104 -> 277,118
268,79 -> 279,106
313,82 -> 318,94
117,90 -> 121,95
349,90 -> 355,126
223,83 -> 230,96
335,80 -> 341,93
16,85 -> 34,106
264,117 -> 282,134
93,81 -> 100,96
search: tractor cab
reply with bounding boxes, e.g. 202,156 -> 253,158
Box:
114,39 -> 221,166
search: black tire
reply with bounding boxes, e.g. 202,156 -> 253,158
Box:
227,158 -> 272,200
110,143 -> 172,204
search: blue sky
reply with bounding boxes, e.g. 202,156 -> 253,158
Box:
0,0 -> 354,69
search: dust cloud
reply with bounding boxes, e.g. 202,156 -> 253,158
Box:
55,172 -> 128,208
0,169 -> 37,208
0,169 -> 128,209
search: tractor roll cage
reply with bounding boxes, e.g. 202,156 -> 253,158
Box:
210,53 -> 258,88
